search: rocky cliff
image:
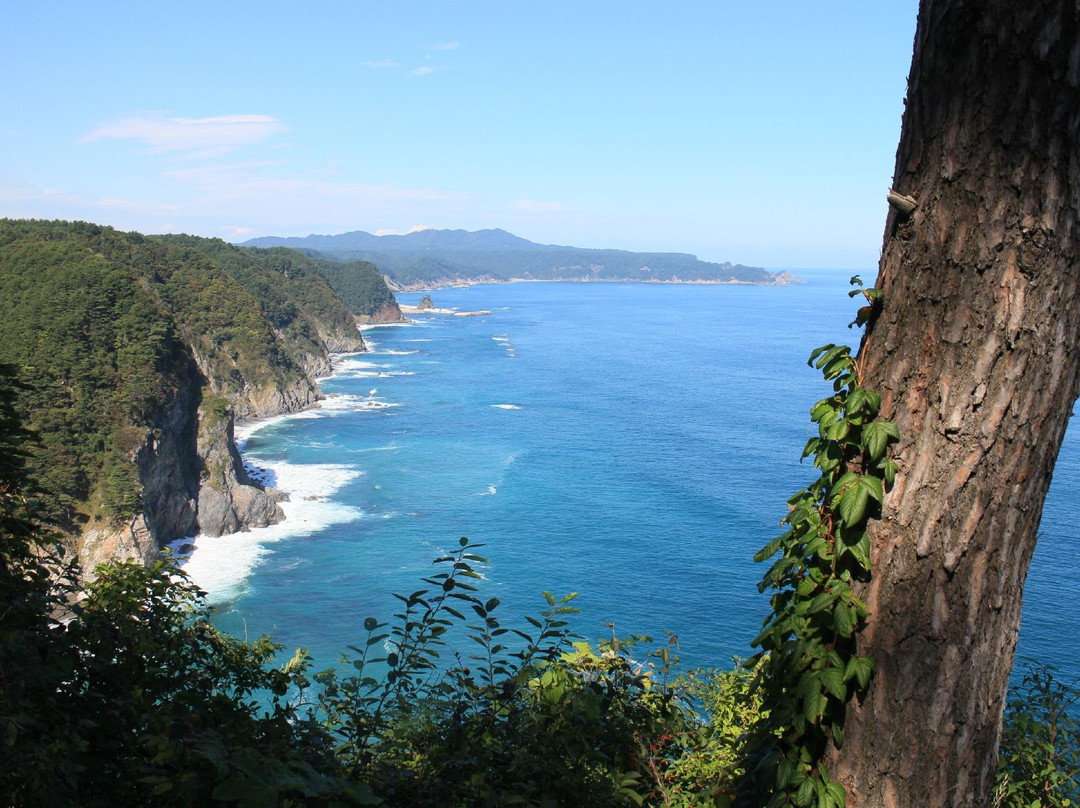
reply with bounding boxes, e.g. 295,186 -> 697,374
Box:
353,301 -> 408,324
0,220 -> 383,574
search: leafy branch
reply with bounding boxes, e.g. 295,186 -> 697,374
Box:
740,278 -> 898,808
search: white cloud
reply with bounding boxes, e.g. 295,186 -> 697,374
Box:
512,199 -> 566,213
363,60 -> 397,69
221,225 -> 255,236
429,41 -> 460,51
410,66 -> 438,77
375,225 -> 432,236
81,114 -> 287,157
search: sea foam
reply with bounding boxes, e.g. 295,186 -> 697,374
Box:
173,461 -> 362,605
177,409 -> 365,605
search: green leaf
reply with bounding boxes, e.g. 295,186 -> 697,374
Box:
813,344 -> 848,371
804,688 -> 828,723
848,531 -> 872,571
834,604 -> 854,638
846,387 -> 881,418
824,419 -> 851,442
844,655 -> 875,689
808,344 -> 836,367
881,458 -> 899,485
835,482 -> 869,528
862,420 -> 900,461
826,779 -> 847,807
821,667 -> 846,700
807,592 -> 836,614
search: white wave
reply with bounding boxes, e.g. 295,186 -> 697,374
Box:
173,461 -> 363,604
492,404 -> 522,410
336,358 -> 388,371
235,411 -> 306,446
319,394 -> 400,413
479,485 -> 497,496
359,321 -> 413,330
379,349 -> 419,355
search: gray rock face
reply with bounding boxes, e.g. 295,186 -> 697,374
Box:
79,515 -> 160,575
228,375 -> 323,423
320,328 -> 367,353
353,302 -> 407,324
195,401 -> 285,538
135,368 -> 201,544
74,312 -> 368,573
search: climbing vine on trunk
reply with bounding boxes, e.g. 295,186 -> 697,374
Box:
740,279 -> 898,808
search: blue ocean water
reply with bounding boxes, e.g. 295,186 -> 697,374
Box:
185,275 -> 1079,685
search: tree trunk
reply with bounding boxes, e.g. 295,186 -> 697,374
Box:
827,2 -> 1080,805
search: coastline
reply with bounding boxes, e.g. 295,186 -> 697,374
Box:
390,275 -> 801,293
173,348 -> 376,604
399,304 -> 492,317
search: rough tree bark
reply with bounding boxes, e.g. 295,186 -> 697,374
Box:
826,2 -> 1080,806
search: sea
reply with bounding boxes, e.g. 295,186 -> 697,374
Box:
178,273 -> 1079,688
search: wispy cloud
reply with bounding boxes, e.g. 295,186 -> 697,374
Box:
410,66 -> 438,77
81,114 -> 287,158
363,60 -> 397,69
429,41 -> 460,51
512,199 -> 566,213
165,162 -> 458,202
375,225 -> 432,236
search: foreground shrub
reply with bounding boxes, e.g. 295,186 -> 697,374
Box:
994,662 -> 1080,808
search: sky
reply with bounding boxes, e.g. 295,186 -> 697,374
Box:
0,1 -> 919,270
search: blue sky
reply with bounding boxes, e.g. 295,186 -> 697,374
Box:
0,1 -> 918,269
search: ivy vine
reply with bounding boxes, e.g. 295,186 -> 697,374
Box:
739,278 -> 898,808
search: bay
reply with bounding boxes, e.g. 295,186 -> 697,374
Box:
185,274 -> 1079,685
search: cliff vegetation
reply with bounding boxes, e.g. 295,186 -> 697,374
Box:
0,219 -> 399,570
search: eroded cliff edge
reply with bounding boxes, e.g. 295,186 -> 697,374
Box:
0,220 -> 384,575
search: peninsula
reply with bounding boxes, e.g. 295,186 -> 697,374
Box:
241,227 -> 788,289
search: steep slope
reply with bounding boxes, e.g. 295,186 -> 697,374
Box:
301,254 -> 406,323
155,237 -> 368,377
0,219 -> 367,572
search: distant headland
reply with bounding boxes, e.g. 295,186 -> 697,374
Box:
241,227 -> 795,290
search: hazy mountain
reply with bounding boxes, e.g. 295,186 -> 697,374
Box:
244,228 -> 545,253
241,228 -> 784,288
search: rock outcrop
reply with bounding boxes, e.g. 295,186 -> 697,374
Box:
353,301 -> 407,324
195,400 -> 284,537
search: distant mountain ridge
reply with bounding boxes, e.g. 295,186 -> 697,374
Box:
241,228 -> 785,288
245,228 -> 548,253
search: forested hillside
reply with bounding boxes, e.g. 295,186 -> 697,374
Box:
0,219 -> 383,570
302,253 -> 404,322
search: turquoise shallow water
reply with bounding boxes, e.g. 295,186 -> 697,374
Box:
187,275 -> 1079,684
